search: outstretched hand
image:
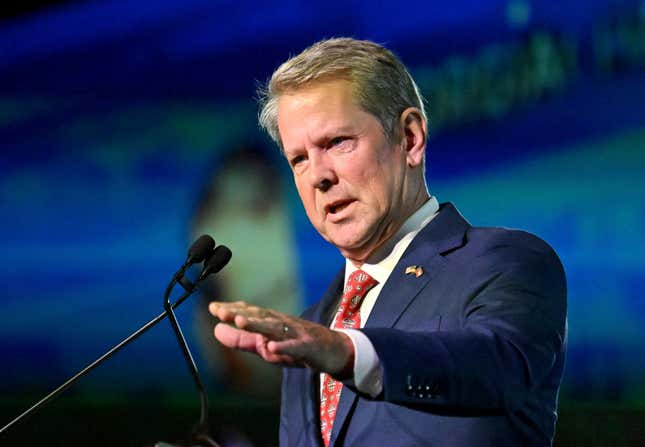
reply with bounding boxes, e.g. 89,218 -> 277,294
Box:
208,301 -> 354,378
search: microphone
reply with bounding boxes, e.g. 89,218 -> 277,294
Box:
177,245 -> 232,293
187,235 -> 216,265
0,235 -> 231,443
199,245 -> 232,281
174,235 -> 216,286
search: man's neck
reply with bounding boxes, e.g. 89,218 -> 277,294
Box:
348,194 -> 437,268
347,187 -> 430,265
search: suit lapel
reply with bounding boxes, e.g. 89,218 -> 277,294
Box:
366,203 -> 469,329
300,370 -> 324,447
330,203 -> 470,446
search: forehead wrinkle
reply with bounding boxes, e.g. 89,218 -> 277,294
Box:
283,112 -> 351,153
278,80 -> 367,153
306,119 -> 355,144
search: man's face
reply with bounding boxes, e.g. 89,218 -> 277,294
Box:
277,79 -> 418,262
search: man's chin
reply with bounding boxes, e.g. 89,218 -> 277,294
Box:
332,238 -> 375,264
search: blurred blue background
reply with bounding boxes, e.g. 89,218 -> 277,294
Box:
1,0 -> 644,445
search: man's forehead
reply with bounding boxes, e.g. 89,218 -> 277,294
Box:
277,81 -> 364,147
279,74 -> 356,97
278,79 -> 357,107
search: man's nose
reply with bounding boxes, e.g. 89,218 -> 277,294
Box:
308,151 -> 337,192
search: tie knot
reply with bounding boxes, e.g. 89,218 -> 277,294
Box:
347,269 -> 377,289
341,269 -> 377,311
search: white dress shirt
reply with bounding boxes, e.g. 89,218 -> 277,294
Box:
325,196 -> 440,398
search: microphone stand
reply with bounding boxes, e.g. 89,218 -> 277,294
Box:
159,245 -> 230,447
162,273 -> 219,447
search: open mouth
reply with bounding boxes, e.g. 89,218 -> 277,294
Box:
327,199 -> 354,215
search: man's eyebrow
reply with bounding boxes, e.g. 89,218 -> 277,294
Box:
283,147 -> 304,158
326,125 -> 356,135
313,125 -> 357,143
282,125 -> 359,156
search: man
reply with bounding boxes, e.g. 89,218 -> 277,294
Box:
209,38 -> 567,447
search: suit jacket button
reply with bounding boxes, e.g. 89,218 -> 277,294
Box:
416,384 -> 425,398
424,380 -> 440,397
406,375 -> 415,396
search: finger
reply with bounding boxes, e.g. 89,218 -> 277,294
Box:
217,311 -> 286,341
208,301 -> 219,316
242,316 -> 288,340
210,301 -> 275,322
266,338 -> 303,356
208,302 -> 236,322
267,339 -> 316,360
228,301 -> 289,320
214,322 -> 296,364
214,322 -> 262,352
255,337 -> 301,366
211,302 -> 303,342
258,347 -> 298,365
208,300 -> 246,314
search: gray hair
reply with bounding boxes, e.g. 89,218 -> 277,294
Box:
257,37 -> 426,149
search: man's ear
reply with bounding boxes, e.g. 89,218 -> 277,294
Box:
399,107 -> 427,168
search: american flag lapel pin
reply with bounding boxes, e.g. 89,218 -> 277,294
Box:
405,265 -> 424,278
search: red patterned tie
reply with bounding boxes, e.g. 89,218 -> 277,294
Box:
320,269 -> 378,447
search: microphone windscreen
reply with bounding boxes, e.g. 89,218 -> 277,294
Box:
200,245 -> 232,280
187,234 -> 216,264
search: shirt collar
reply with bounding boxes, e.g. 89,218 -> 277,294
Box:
345,196 -> 439,285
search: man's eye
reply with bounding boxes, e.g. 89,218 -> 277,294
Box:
291,155 -> 306,166
329,136 -> 347,147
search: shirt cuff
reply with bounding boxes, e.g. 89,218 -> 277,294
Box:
336,328 -> 383,398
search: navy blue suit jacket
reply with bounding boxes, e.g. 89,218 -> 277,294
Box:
280,203 -> 567,447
